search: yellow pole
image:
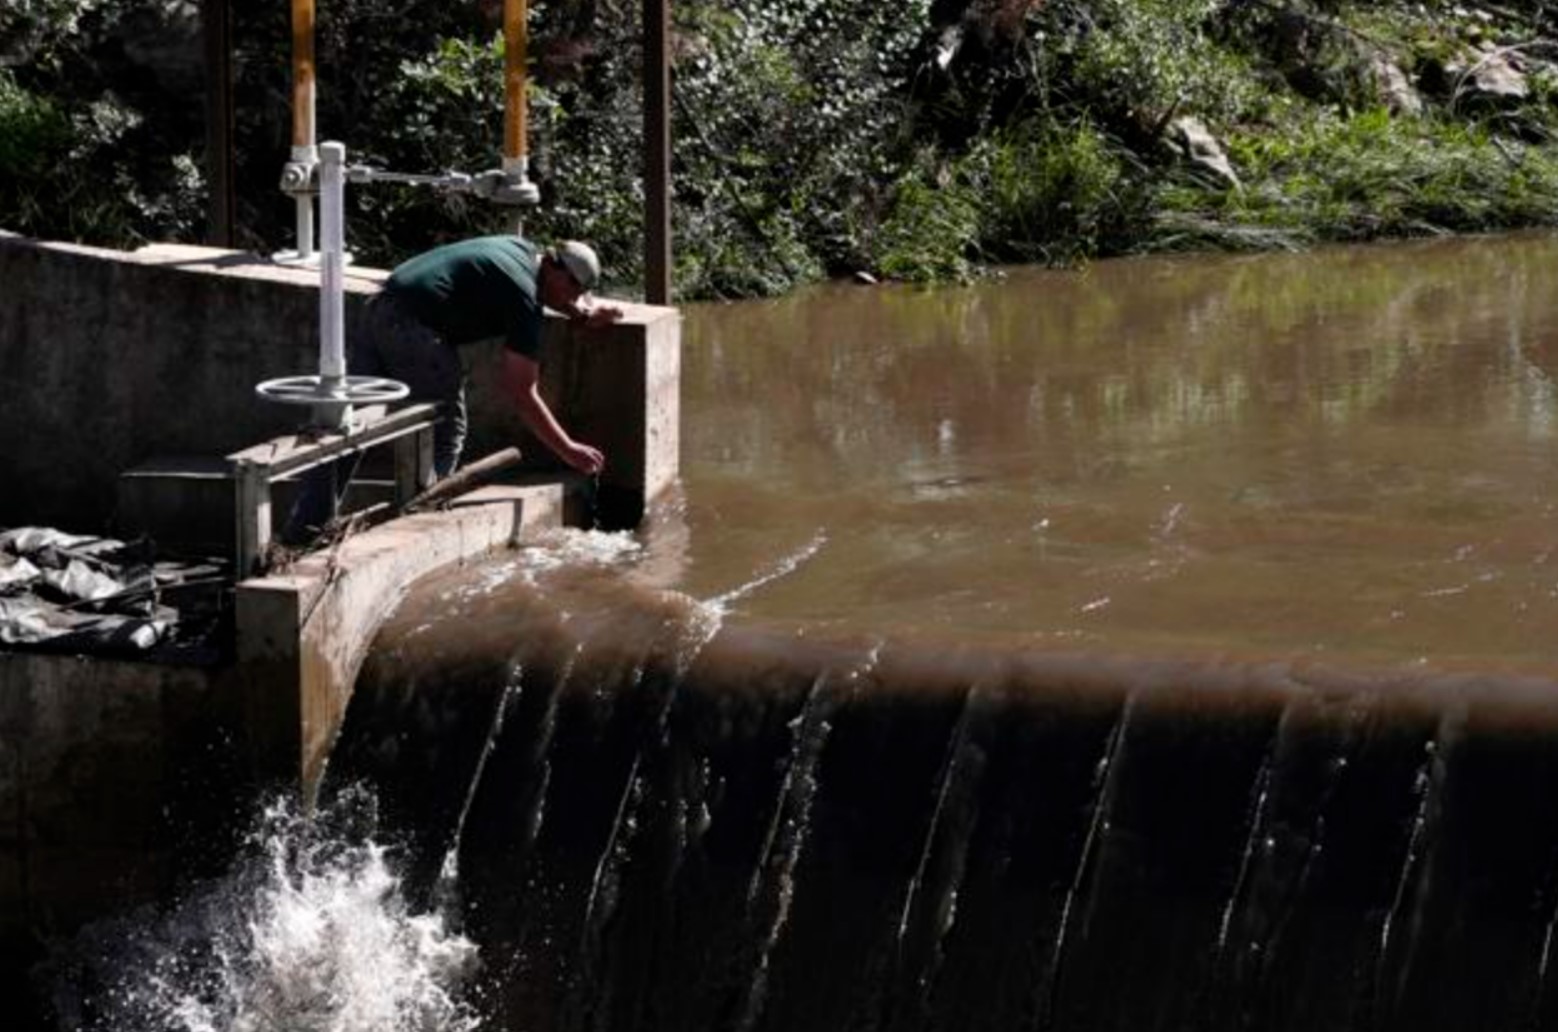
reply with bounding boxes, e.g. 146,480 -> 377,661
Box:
291,0 -> 316,148
503,0 -> 527,169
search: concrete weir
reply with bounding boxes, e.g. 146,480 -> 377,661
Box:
235,483 -> 564,794
0,231 -> 680,1009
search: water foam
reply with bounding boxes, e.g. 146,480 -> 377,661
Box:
51,791 -> 481,1032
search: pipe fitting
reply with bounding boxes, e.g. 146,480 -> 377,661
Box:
476,168 -> 540,207
279,159 -> 317,195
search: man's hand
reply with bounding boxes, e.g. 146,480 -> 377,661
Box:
561,441 -> 605,475
574,302 -> 625,329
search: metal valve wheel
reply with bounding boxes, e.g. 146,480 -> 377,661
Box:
255,374 -> 410,406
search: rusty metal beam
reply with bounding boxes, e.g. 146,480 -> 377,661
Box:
644,0 -> 672,304
504,0 -> 529,170
202,0 -> 236,246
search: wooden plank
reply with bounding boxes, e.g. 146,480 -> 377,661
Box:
403,447 -> 522,512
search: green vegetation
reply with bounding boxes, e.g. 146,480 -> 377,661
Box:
1158,108 -> 1558,250
4,0 -> 1558,298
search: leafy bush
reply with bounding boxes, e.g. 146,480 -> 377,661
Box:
874,158 -> 981,282
0,71 -> 69,204
962,117 -> 1141,263
1060,0 -> 1259,129
0,1 -> 206,245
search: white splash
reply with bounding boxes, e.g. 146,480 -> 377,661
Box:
711,531 -> 828,609
56,793 -> 481,1032
519,528 -> 645,574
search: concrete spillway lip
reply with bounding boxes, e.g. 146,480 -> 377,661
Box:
235,482 -> 563,793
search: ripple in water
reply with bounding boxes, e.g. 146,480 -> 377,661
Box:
48,789 -> 481,1032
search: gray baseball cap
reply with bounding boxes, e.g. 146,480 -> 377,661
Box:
555,240 -> 601,290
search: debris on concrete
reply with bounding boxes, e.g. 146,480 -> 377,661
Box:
0,527 -> 230,659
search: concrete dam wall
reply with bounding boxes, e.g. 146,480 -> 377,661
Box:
0,232 -> 679,535
324,551 -> 1558,1032
0,230 -> 680,1029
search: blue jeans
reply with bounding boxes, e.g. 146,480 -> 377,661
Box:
283,293 -> 468,541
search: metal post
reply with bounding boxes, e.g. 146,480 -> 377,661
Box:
317,142 -> 348,429
276,0 -> 319,264
500,0 -> 540,233
644,0 -> 672,304
504,0 -> 529,172
201,0 -> 235,246
292,0 -> 316,152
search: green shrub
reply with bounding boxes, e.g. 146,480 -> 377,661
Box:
1062,0 -> 1259,128
959,118 -> 1139,263
874,162 -> 981,282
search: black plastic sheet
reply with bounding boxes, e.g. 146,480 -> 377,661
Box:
0,527 -> 227,657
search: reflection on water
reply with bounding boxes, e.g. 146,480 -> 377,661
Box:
659,232 -> 1558,672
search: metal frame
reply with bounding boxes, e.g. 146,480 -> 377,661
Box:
229,403 -> 440,575
195,1 -> 672,291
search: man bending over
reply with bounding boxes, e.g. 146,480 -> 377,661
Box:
287,234 -> 622,541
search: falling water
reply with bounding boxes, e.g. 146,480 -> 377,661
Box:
433,662 -> 528,907
1037,692 -> 1134,1029
48,791 -> 480,1032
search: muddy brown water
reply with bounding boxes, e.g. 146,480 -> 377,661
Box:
660,232 -> 1558,672
329,234 -> 1558,1032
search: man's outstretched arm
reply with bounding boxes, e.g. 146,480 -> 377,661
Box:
498,350 -> 605,475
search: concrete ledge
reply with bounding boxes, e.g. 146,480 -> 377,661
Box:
235,482 -> 563,793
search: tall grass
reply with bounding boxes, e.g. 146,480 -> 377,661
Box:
1156,107 -> 1558,251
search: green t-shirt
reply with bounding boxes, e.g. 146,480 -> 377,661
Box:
383,235 -> 543,359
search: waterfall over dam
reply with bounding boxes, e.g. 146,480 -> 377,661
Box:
22,231 -> 1558,1032
322,539 -> 1558,1032
313,234 -> 1558,1031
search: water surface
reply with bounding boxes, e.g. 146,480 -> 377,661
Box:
649,233 -> 1558,673
322,234 -> 1558,1032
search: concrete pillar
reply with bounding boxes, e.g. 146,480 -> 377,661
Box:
468,302 -> 682,529
235,485 -> 563,797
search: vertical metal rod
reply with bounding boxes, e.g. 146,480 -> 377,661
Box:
644,0 -> 672,304
504,0 -> 530,236
292,0 -> 316,150
291,0 -> 318,260
319,143 -> 347,388
202,0 -> 235,246
295,195 -> 316,261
